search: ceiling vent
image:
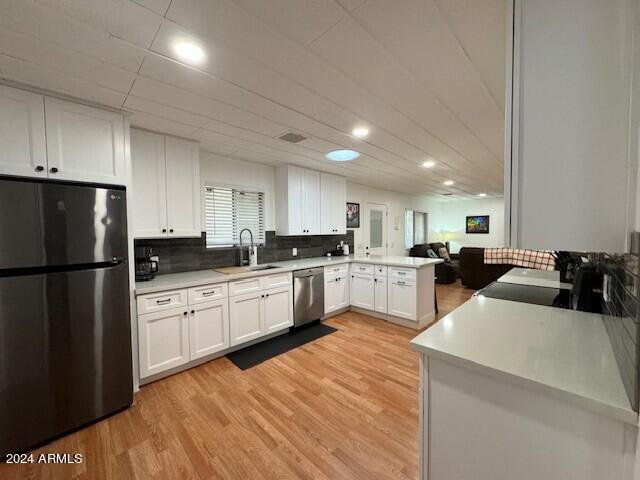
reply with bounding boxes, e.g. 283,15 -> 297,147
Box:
278,131 -> 307,143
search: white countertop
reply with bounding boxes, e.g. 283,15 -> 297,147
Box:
136,255 -> 442,295
498,267 -> 573,290
410,297 -> 636,424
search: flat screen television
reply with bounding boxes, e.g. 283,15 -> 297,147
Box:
466,215 -> 489,234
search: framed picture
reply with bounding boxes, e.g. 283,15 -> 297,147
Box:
346,202 -> 360,228
466,215 -> 490,234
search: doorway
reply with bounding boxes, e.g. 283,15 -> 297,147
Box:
365,202 -> 388,256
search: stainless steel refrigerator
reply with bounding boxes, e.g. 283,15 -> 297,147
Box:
0,177 -> 133,455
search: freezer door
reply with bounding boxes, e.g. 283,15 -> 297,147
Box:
0,263 -> 133,455
0,178 -> 128,269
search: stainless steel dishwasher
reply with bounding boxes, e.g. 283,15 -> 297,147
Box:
293,267 -> 325,327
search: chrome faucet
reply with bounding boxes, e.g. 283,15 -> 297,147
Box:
239,228 -> 255,266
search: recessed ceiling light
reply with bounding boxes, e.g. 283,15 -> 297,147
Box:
422,160 -> 436,168
326,149 -> 360,161
478,193 -> 487,197
443,180 -> 454,186
173,41 -> 205,63
352,127 -> 369,138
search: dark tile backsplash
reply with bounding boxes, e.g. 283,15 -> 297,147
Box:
135,230 -> 354,275
592,238 -> 640,412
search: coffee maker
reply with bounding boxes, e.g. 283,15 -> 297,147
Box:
135,246 -> 158,281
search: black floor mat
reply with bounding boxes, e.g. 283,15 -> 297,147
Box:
226,322 -> 337,370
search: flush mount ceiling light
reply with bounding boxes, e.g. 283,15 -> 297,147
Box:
422,159 -> 436,168
478,193 -> 487,197
352,127 -> 369,138
443,180 -> 454,186
173,41 -> 205,63
326,149 -> 360,161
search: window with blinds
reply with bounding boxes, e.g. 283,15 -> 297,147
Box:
204,186 -> 265,247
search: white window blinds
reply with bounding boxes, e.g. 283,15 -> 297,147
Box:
204,186 -> 265,247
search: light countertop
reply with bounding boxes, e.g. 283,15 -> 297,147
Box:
410,296 -> 636,424
136,255 -> 442,295
498,267 -> 573,290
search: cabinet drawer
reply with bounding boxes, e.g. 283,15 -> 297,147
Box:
324,264 -> 349,277
263,272 -> 292,289
137,289 -> 188,315
351,263 -> 374,275
389,267 -> 417,281
374,265 -> 388,277
188,283 -> 228,305
229,276 -> 264,296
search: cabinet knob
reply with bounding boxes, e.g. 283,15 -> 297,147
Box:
162,228 -> 167,233
35,165 -> 44,172
169,228 -> 174,233
50,167 -> 58,173
191,309 -> 195,314
183,311 -> 188,316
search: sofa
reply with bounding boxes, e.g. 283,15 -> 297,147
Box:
458,247 -> 514,289
409,242 -> 459,284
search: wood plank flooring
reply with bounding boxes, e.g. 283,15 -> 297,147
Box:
1,281 -> 474,480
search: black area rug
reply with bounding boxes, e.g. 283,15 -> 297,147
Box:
226,322 -> 337,370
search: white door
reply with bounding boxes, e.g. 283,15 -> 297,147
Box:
374,276 -> 388,314
302,169 -> 321,234
350,273 -> 375,310
264,286 -> 293,333
165,135 -> 201,238
189,299 -> 229,360
321,173 -> 347,234
335,275 -> 350,310
44,97 -> 126,185
229,291 -> 264,346
389,280 -> 417,321
0,85 -> 47,178
365,202 -> 388,256
138,307 -> 189,378
131,129 -> 167,238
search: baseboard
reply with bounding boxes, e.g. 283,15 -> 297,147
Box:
350,307 -> 435,330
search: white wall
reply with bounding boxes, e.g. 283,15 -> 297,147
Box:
437,197 -> 505,253
199,151 -> 276,231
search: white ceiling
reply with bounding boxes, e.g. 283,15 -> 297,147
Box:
0,0 -> 506,198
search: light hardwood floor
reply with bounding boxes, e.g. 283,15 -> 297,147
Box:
1,281 -> 475,480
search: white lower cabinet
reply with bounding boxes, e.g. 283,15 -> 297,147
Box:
264,286 -> 294,333
350,273 -> 375,310
229,291 -> 264,347
325,272 -> 350,314
374,276 -> 388,314
189,299 -> 229,360
388,280 -> 417,321
138,306 -> 190,378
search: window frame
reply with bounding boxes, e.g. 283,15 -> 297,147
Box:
405,209 -> 428,249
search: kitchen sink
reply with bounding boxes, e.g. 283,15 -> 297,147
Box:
249,265 -> 278,271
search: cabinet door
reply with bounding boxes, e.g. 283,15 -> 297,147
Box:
229,291 -> 264,346
131,129 -> 167,238
321,173 -> 346,234
44,97 -> 126,185
324,275 -> 339,314
264,286 -> 293,333
0,85 -> 47,178
374,276 -> 388,314
302,169 -> 321,234
389,280 -> 417,321
332,175 -> 347,234
336,275 -> 350,310
165,136 -> 201,237
350,273 -> 374,310
189,299 -> 229,360
138,307 -> 189,378
286,165 -> 304,235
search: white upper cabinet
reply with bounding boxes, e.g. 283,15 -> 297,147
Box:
131,129 -> 201,239
0,85 -> 47,178
44,97 -> 126,185
131,129 -> 167,238
321,173 -> 347,234
276,165 -> 346,236
165,136 -> 201,238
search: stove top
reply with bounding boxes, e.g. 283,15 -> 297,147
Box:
477,281 -> 573,309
